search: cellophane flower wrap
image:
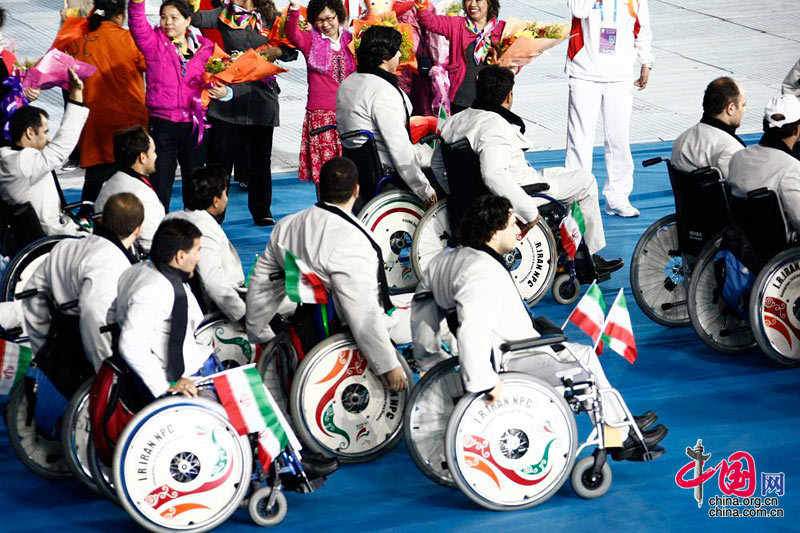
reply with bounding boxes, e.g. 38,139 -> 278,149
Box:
202,44 -> 289,106
492,17 -> 570,69
22,48 -> 96,90
268,5 -> 309,48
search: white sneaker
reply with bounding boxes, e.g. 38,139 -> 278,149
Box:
605,202 -> 640,217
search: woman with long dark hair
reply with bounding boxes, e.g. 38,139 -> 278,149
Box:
55,0 -> 148,202
192,0 -> 297,226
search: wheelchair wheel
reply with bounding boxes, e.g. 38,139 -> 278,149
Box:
412,201 -> 556,305
630,214 -> 692,327
6,379 -> 72,480
1,235 -> 80,301
248,486 -> 288,527
444,372 -> 577,511
195,316 -> 254,369
256,332 -> 299,417
114,396 -> 252,533
750,248 -> 800,366
290,332 -> 412,463
403,357 -> 462,488
688,238 -> 756,354
571,455 -> 612,499
358,191 -> 426,293
552,274 -> 580,305
87,438 -> 118,503
61,378 -> 97,493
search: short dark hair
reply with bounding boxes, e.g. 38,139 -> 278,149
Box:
458,194 -> 513,248
184,166 -> 229,211
356,26 -> 402,69
307,0 -> 347,26
113,125 -> 151,169
475,65 -> 515,106
150,218 -> 202,265
100,192 -> 145,239
9,106 -> 48,144
160,0 -> 192,19
462,0 -> 500,20
703,77 -> 741,116
319,157 -> 358,204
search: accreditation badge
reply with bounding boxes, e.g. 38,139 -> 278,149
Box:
599,27 -> 617,54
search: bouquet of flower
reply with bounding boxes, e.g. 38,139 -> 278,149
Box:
443,0 -> 462,16
202,45 -> 289,106
491,17 -> 571,69
268,5 -> 309,48
22,48 -> 96,90
351,11 -> 417,71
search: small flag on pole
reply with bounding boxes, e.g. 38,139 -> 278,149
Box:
0,339 -> 33,396
564,281 -> 606,344
559,200 -> 585,260
213,365 -> 302,470
596,289 -> 638,364
285,249 -> 328,304
435,103 -> 449,135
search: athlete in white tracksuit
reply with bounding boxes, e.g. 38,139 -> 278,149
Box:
565,0 -> 653,216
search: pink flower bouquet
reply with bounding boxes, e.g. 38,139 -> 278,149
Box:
22,48 -> 96,91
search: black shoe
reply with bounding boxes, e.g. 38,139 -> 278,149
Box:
254,216 -> 275,227
592,254 -> 624,274
634,411 -> 657,431
301,452 -> 340,478
611,424 -> 668,461
627,444 -> 666,461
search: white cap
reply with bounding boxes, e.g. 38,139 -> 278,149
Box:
764,94 -> 800,128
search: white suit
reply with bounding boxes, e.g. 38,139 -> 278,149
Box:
0,102 -> 88,236
94,170 -> 164,253
564,0 -> 654,206
246,203 -> 399,375
670,120 -> 745,179
439,107 -> 606,254
783,58 -> 800,98
112,261 -> 209,397
336,72 -> 435,202
21,234 -> 134,371
412,245 -> 627,426
165,209 -> 246,322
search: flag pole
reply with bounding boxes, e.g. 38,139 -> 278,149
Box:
561,278 -> 598,331
592,287 -> 622,353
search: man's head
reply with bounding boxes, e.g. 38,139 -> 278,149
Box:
458,195 -> 518,254
475,65 -> 515,109
113,125 -> 157,175
100,192 -> 144,243
185,166 -> 229,218
703,77 -> 747,128
762,94 -> 800,146
9,106 -> 50,149
356,26 -> 402,71
319,157 -> 360,205
150,218 -> 202,274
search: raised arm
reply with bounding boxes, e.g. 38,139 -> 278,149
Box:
128,0 -> 159,59
284,3 -> 312,55
416,5 -> 460,40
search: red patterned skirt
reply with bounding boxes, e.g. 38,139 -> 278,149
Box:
299,109 -> 341,184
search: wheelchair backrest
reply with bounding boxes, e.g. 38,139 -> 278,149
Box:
667,163 -> 730,257
729,188 -> 793,264
441,139 -> 487,236
340,130 -> 389,205
0,198 -> 46,258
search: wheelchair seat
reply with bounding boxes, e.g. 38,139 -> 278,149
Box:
668,163 -> 730,257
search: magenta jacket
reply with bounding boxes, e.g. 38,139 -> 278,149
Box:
417,8 -> 505,101
128,0 -> 214,123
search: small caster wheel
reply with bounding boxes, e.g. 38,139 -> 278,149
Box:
571,456 -> 612,499
248,486 -> 288,527
552,274 -> 580,305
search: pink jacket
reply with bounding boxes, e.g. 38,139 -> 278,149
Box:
128,0 -> 213,123
284,7 -> 355,111
417,8 -> 505,101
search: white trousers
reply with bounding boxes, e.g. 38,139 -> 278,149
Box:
565,77 -> 635,207
523,167 -> 606,254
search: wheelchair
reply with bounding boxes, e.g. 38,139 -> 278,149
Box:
1,234 -> 82,302
631,158 -> 731,327
194,312 -> 257,369
688,188 -> 793,354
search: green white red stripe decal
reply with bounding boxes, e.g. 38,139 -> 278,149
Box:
566,281 -> 606,344
559,200 -> 585,259
285,249 -> 328,304
0,340 -> 32,395
596,289 -> 638,364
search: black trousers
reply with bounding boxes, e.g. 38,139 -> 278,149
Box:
207,117 -> 274,221
149,116 -> 206,211
81,163 -> 117,203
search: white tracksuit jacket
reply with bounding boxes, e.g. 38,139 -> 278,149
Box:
94,170 -> 164,254
671,121 -> 746,179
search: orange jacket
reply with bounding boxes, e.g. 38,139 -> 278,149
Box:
55,19 -> 148,167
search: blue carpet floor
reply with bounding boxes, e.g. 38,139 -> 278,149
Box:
2,134 -> 797,532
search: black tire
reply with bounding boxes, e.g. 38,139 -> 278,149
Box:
60,378 -> 97,494
1,235 -> 79,301
403,357 -> 462,488
687,238 -> 756,354
552,274 -> 580,305
630,214 -> 691,327
87,438 -> 118,503
6,379 -> 72,480
571,455 -> 612,499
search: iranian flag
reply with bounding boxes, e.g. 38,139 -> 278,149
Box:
559,200 -> 585,259
285,249 -> 328,304
596,289 -> 638,364
435,103 -> 449,135
0,340 -> 32,396
565,281 -> 606,344
213,365 -> 303,469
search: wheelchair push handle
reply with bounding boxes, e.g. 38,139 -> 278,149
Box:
309,124 -> 337,136
642,156 -> 667,167
13,288 -> 39,300
500,333 -> 569,353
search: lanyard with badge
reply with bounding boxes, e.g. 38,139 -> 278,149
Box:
594,0 -> 618,54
